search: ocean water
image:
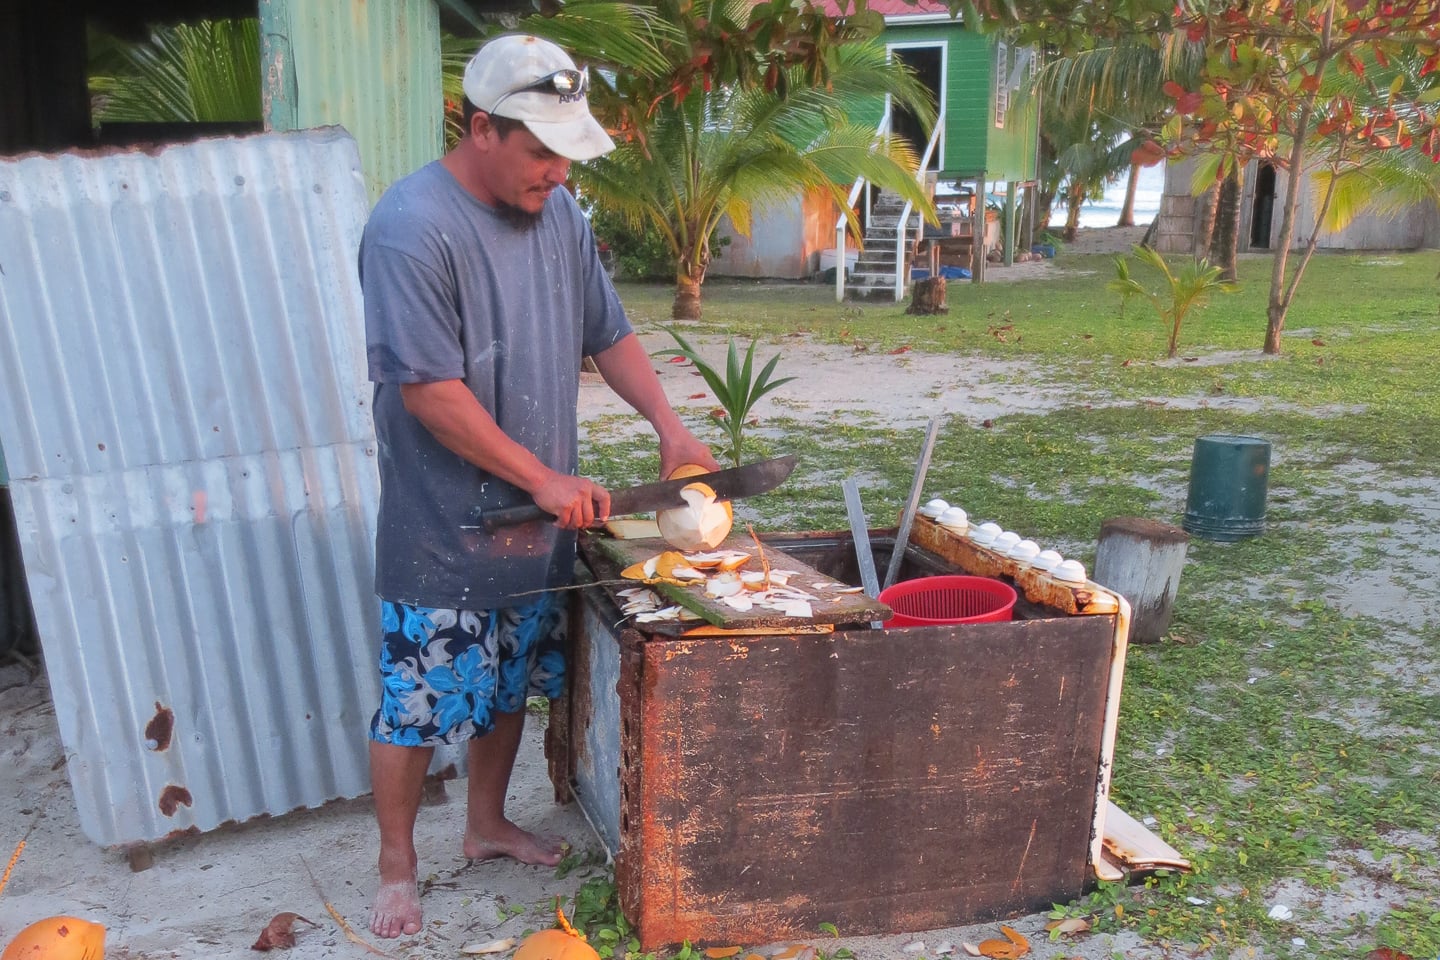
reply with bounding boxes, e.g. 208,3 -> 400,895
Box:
1053,163 -> 1165,230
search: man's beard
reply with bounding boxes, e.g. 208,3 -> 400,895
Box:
495,198 -> 542,227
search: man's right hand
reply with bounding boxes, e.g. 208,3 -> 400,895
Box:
531,472 -> 611,529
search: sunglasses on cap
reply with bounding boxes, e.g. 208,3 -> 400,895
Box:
489,68 -> 590,114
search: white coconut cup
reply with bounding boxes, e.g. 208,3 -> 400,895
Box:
970,522 -> 1002,545
1033,549 -> 1064,573
1009,540 -> 1040,564
938,506 -> 969,530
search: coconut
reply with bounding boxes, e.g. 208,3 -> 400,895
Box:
2,916 -> 106,960
656,464 -> 733,552
513,908 -> 599,960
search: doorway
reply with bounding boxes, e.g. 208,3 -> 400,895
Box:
1250,163 -> 1277,248
889,43 -> 943,172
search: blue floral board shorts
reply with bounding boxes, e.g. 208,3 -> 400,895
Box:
369,594 -> 567,747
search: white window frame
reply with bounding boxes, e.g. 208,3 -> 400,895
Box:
994,40 -> 1009,130
885,40 -> 948,172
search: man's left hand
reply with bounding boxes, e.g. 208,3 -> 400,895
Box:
659,430 -> 721,479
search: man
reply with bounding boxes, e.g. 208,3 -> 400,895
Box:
358,34 -> 717,939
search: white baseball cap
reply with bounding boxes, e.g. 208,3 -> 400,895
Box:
462,34 -> 616,162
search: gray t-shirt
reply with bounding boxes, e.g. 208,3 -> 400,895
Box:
360,161 -> 632,609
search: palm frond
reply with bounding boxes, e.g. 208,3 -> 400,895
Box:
1313,153 -> 1440,233
515,3 -> 683,78
91,19 -> 261,123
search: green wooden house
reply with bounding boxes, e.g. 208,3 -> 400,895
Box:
850,2 -> 1037,189
850,1 -> 1040,294
713,1 -> 1040,295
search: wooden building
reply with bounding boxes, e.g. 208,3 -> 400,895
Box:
713,0 -> 1040,292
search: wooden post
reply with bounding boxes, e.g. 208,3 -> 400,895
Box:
1003,181 -> 1017,266
1093,517 -> 1189,643
970,178 -> 987,283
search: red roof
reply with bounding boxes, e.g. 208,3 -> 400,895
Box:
814,0 -> 952,16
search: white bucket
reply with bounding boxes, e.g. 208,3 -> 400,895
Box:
819,248 -> 860,273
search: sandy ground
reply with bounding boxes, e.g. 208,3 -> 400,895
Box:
3,226 -> 1399,960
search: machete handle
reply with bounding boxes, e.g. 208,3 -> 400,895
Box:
473,503 -> 553,533
473,501 -> 613,532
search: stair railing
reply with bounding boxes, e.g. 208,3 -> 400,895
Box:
892,108 -> 946,301
835,103 -> 891,303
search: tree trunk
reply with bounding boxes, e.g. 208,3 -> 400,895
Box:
671,271 -> 702,320
907,277 -> 948,315
1093,516 -> 1190,644
1062,185 -> 1083,242
1019,184 -> 1037,250
671,247 -> 708,321
1117,162 -> 1141,227
1031,184 -> 1057,237
1194,182 -> 1219,259
1266,106 -> 1317,354
1209,166 -> 1243,281
1265,11 -> 1335,355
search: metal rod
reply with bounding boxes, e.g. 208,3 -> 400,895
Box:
884,417 -> 942,591
841,477 -> 884,630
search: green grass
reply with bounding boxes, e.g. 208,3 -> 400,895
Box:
575,249 -> 1440,959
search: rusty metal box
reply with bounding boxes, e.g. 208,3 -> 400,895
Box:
546,523 -> 1128,949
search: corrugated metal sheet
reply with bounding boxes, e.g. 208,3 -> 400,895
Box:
0,128 -> 385,847
261,0 -> 443,202
711,191 -> 837,280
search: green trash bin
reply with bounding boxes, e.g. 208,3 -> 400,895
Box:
1182,434 -> 1271,541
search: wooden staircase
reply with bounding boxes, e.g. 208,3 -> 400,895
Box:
844,192 -> 921,301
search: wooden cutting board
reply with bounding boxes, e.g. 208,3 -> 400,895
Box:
582,532 -> 892,632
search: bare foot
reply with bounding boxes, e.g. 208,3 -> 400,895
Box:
463,819 -> 566,866
370,877 -> 422,939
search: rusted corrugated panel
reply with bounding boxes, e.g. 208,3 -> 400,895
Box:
261,0 -> 443,202
0,129 -> 383,847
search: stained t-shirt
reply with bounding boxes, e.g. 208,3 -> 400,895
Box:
360,161 -> 632,609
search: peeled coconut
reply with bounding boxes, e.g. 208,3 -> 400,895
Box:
2,916 -> 106,960
656,464 -> 733,552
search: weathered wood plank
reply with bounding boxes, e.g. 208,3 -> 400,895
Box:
1103,802 -> 1192,872
908,516 -> 1120,615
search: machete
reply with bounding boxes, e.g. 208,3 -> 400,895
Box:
473,454 -> 798,533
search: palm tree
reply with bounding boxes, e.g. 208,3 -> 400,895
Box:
1032,38 -> 1213,248
1050,112 -> 1139,241
1038,40 -> 1194,218
1109,244 -> 1236,358
514,2 -> 934,319
578,45 -> 931,318
89,19 -> 261,123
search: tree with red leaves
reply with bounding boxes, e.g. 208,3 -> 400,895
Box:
1143,0 -> 1440,353
946,0 -> 1440,353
